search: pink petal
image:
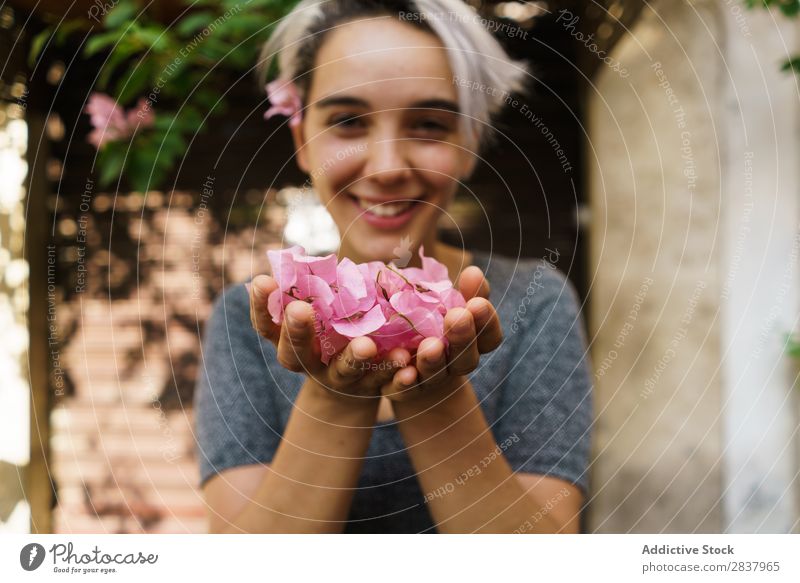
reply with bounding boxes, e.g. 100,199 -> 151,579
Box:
296,252 -> 338,284
265,79 -> 303,127
439,287 -> 467,311
419,244 -> 450,281
319,327 -> 350,365
336,258 -> 366,297
266,246 -> 304,289
331,304 -> 386,337
267,288 -> 286,325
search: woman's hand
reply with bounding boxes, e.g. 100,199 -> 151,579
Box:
248,275 -> 411,404
381,266 -> 503,404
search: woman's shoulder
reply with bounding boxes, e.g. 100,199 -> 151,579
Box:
470,248 -> 573,302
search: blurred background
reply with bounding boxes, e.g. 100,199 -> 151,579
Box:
1,0 -> 799,534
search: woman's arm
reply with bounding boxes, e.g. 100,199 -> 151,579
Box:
379,266 -> 587,533
393,379 -> 581,533
211,377 -> 379,533
203,275 -> 409,533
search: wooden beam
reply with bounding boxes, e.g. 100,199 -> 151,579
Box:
8,0 -> 185,21
25,109 -> 53,534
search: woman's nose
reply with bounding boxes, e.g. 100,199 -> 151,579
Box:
364,136 -> 412,185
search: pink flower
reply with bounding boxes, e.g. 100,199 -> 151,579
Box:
129,97 -> 155,128
84,92 -> 155,149
264,79 -> 303,128
265,245 -> 466,365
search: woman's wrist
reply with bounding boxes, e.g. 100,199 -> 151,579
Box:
391,376 -> 474,425
300,376 -> 381,421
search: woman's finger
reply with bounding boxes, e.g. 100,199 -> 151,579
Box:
363,347 -> 411,391
327,336 -> 376,388
466,296 -> 503,354
276,300 -> 318,373
415,337 -> 449,387
444,307 -> 480,376
456,266 -> 490,301
381,365 -> 419,402
248,275 -> 281,344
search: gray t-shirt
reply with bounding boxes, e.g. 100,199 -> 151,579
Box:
194,249 -> 593,533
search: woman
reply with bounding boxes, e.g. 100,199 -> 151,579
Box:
195,0 -> 593,533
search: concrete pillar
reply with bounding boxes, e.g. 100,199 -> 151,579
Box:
585,0 -> 799,532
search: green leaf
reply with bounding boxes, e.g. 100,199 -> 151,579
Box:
114,58 -> 154,105
133,24 -> 170,51
779,1 -> 800,17
193,88 -> 219,110
153,114 -> 178,131
175,12 -> 215,37
28,29 -> 52,67
84,29 -> 127,57
97,143 -> 128,188
96,49 -> 133,90
105,1 -> 141,29
128,137 -> 180,192
176,106 -> 204,132
781,56 -> 800,73
785,333 -> 800,357
55,20 -> 87,44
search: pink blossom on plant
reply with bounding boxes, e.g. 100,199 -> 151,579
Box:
84,92 -> 155,149
85,93 -> 129,148
128,97 -> 155,128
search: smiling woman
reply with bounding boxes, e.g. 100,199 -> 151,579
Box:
195,0 -> 593,534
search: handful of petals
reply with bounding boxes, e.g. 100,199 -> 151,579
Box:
266,246 -> 466,364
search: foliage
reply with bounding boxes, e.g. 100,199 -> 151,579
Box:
786,333 -> 800,358
29,0 -> 300,192
744,0 -> 800,17
745,0 -> 800,74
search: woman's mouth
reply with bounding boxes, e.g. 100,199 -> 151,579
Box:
348,194 -> 424,229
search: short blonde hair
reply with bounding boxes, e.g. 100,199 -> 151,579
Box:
258,0 -> 529,150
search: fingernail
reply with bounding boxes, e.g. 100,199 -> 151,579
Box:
245,282 -> 252,295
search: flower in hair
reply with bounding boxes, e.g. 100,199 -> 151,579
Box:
264,79 -> 303,128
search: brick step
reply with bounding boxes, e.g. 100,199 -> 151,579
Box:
56,486 -> 205,515
51,432 -> 194,456
54,462 -> 203,489
52,457 -> 202,486
52,405 -> 193,432
53,509 -> 208,534
70,334 -> 202,346
57,390 -> 169,405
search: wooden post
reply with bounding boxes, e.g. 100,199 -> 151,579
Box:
25,110 -> 53,534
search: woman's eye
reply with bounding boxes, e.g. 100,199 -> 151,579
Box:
413,118 -> 452,133
329,114 -> 364,128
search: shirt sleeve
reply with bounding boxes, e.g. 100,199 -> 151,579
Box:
491,263 -> 593,495
193,283 -> 284,488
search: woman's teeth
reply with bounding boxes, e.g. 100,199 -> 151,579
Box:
356,198 -> 414,217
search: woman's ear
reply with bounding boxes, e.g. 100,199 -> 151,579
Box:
290,120 -> 310,174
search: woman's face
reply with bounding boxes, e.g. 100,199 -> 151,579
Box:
290,17 -> 476,264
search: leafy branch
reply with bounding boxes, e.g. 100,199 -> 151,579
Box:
30,0 -> 299,192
